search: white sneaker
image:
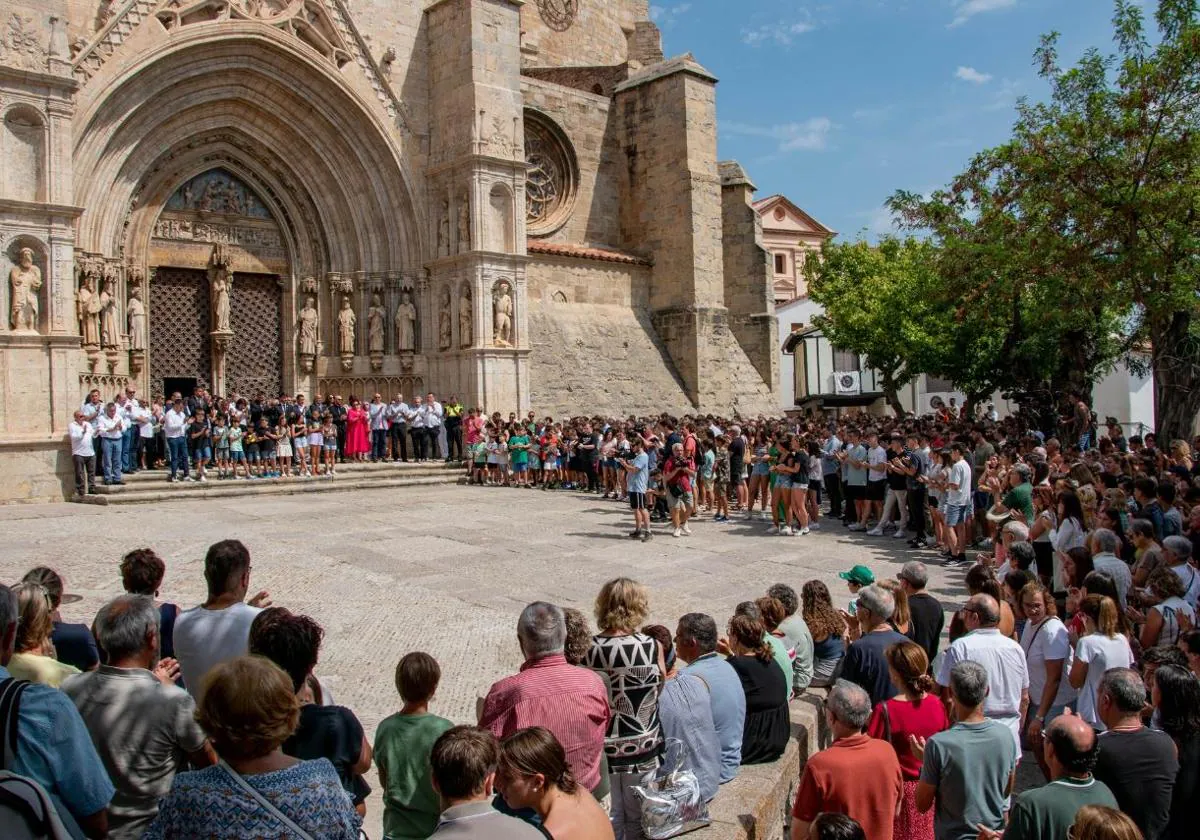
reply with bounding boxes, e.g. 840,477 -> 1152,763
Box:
867,528 -> 884,536
848,523 -> 864,531
199,475 -> 207,483
673,527 -> 682,538
184,476 -> 195,482
780,526 -> 793,536
799,527 -> 811,535
892,530 -> 907,538
682,524 -> 692,536
766,524 -> 778,534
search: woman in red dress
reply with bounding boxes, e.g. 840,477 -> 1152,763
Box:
344,396 -> 370,461
866,640 -> 949,840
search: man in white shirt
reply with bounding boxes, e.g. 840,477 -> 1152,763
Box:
121,387 -> 141,473
368,393 -> 389,462
96,402 -> 127,486
386,394 -> 409,461
936,593 -> 1029,756
162,398 -> 190,482
69,409 -> 98,497
425,392 -> 445,460
1090,528 -> 1133,608
1162,536 -> 1200,609
943,443 -> 973,566
173,540 -> 271,699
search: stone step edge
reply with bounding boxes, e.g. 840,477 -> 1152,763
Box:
74,475 -> 464,506
94,465 -> 462,490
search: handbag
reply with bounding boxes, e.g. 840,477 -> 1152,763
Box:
217,761 -> 317,840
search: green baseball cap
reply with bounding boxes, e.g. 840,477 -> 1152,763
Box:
838,564 -> 875,586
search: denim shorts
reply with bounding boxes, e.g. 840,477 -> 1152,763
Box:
193,446 -> 212,462
512,463 -> 528,473
944,503 -> 970,526
230,451 -> 246,463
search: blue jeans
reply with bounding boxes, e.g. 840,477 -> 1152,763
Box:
122,426 -> 137,471
167,437 -> 189,478
101,437 -> 123,484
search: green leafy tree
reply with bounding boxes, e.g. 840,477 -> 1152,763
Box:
892,0 -> 1200,439
805,237 -> 948,415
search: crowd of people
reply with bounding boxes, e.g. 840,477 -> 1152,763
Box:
20,402 -> 1200,840
67,386 -> 468,495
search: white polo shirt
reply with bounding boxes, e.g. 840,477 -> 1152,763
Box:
163,409 -> 189,439
937,628 -> 1029,755
97,413 -> 125,439
68,421 -> 96,458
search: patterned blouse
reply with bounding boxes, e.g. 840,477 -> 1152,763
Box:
143,757 -> 361,839
585,633 -> 663,771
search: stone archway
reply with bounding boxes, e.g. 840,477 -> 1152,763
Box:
70,22 -> 425,398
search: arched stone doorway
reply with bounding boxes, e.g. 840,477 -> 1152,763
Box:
70,23 -> 425,401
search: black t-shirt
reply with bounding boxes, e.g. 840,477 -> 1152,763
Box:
841,628 -> 911,706
1094,726 -> 1178,840
886,449 -> 910,490
905,592 -> 945,664
188,420 -> 211,449
729,436 -> 746,464
1168,734 -> 1200,840
51,621 -> 99,672
283,704 -> 371,805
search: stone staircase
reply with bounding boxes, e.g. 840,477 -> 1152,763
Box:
75,460 -> 466,506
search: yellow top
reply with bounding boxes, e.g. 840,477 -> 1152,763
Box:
7,651 -> 80,688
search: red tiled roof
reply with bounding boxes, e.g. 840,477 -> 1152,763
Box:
527,240 -> 652,266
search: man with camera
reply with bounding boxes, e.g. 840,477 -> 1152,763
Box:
663,441 -> 697,539
620,436 -> 652,541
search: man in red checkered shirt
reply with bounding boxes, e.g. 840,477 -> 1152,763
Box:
479,602 -> 610,795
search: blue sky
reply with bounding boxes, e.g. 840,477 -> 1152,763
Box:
651,0 -> 1123,240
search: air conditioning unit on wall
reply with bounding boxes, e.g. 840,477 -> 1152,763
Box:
834,371 -> 861,394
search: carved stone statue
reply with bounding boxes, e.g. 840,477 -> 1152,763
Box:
395,291 -> 416,352
99,278 -> 120,348
438,287 -> 452,350
298,296 -> 319,356
458,199 -> 471,252
9,248 -> 42,331
459,288 -> 473,348
127,286 -> 147,351
493,282 -> 513,346
336,295 -> 356,355
77,272 -> 101,346
211,271 -> 231,332
368,293 -> 386,354
438,199 -> 451,257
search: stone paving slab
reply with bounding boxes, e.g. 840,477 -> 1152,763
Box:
0,485 -> 984,837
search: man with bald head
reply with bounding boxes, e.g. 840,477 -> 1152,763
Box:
936,592 -> 1029,756
980,713 -> 1117,839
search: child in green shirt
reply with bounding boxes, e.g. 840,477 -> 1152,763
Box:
374,652 -> 454,840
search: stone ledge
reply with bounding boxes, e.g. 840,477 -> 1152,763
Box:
701,693 -> 821,840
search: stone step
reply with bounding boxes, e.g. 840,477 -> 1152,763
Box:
108,460 -> 462,487
76,472 -> 464,506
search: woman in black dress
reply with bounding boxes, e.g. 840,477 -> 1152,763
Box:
724,614 -> 790,764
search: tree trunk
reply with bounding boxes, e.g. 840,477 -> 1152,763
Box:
880,371 -> 906,417
1152,311 -> 1200,441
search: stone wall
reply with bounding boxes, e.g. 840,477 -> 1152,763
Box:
526,254 -> 649,308
519,0 -> 647,68
721,164 -> 780,396
521,77 -> 622,249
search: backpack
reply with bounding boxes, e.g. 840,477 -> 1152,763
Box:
0,678 -> 71,840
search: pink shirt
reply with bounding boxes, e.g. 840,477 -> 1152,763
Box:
866,695 -> 950,779
479,654 -> 610,791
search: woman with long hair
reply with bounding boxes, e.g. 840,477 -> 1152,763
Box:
7,582 -> 80,687
802,580 -> 846,688
1069,594 -> 1135,730
1151,664 -> 1200,840
768,433 -> 794,535
747,430 -> 772,520
787,435 -> 812,535
1053,490 -> 1089,590
926,449 -> 951,552
498,727 -> 616,840
878,579 -> 911,636
805,439 -> 824,528
866,641 -> 947,840
724,614 -> 789,764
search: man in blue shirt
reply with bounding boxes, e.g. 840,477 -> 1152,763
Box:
621,436 -> 652,541
676,613 -> 746,783
0,584 -> 113,838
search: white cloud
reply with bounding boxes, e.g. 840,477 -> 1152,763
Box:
955,65 -> 993,84
949,0 -> 1017,28
650,3 -> 692,27
722,117 -> 833,152
741,20 -> 817,47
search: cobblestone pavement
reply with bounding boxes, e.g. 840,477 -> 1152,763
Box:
0,486 -> 1029,834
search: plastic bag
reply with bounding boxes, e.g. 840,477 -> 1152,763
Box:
632,739 -> 711,839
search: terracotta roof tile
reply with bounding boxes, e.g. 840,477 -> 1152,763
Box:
526,241 -> 652,266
